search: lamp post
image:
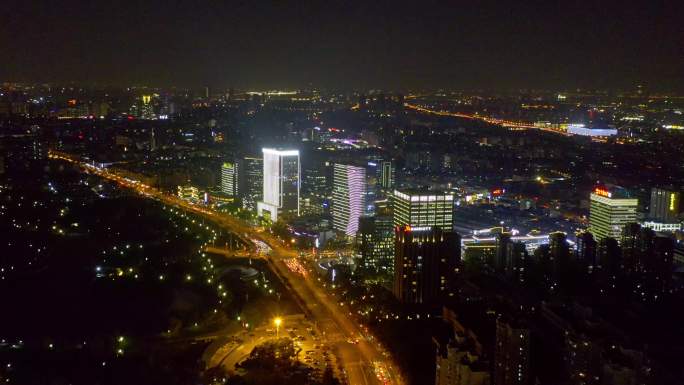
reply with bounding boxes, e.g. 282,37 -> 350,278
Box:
274,317 -> 282,338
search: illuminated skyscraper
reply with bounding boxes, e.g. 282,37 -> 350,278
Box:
257,148 -> 300,221
393,226 -> 460,304
139,95 -> 155,120
359,156 -> 393,214
393,189 -> 454,230
301,165 -> 328,216
221,162 -> 238,196
589,187 -> 638,242
358,215 -> 394,275
649,187 -> 680,222
332,163 -> 366,235
392,189 -> 456,302
237,156 -> 262,211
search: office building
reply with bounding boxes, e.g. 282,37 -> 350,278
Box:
257,148 -> 300,221
362,159 -> 382,214
393,189 -> 454,231
221,162 -> 238,196
393,226 -> 460,304
494,319 -> 530,385
301,165 -> 328,215
381,160 -> 394,190
648,188 -> 680,223
332,163 -> 367,235
139,94 -> 155,120
237,156 -> 262,211
589,187 -> 638,241
649,187 -> 680,222
358,215 -> 395,275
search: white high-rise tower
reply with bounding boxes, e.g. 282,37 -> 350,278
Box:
257,148 -> 300,221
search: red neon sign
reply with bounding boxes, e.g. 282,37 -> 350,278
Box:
594,187 -> 611,198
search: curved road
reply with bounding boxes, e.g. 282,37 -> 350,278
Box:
50,151 -> 403,385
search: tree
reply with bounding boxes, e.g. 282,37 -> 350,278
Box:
321,366 -> 340,385
270,221 -> 291,241
229,338 -> 333,385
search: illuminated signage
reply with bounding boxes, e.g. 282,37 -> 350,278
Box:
401,225 -> 432,232
670,193 -> 677,211
594,188 -> 612,198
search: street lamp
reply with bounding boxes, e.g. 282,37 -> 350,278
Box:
274,317 -> 282,338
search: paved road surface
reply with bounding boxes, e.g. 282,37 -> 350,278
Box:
50,151 -> 403,385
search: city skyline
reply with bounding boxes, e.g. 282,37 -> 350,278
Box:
2,2 -> 684,385
3,79 -> 684,385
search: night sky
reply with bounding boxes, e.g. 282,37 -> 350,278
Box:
2,0 -> 683,91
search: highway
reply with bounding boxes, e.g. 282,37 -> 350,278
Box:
404,102 -> 572,136
49,150 -> 403,385
270,256 -> 400,385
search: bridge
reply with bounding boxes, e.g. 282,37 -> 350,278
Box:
404,103 -> 571,136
